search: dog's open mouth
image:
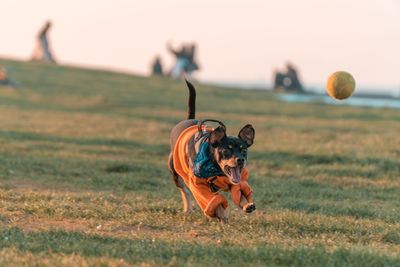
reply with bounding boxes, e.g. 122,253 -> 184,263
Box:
224,166 -> 242,184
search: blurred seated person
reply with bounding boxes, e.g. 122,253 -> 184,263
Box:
0,67 -> 19,87
273,62 -> 304,92
151,56 -> 164,76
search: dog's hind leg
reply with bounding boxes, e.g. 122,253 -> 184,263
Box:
215,205 -> 228,223
177,177 -> 193,213
168,153 -> 193,213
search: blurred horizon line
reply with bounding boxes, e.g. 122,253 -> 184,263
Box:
1,55 -> 399,97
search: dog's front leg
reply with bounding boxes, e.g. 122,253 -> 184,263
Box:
231,182 -> 256,213
241,188 -> 255,213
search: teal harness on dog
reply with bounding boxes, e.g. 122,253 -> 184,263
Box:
192,119 -> 226,179
193,138 -> 224,178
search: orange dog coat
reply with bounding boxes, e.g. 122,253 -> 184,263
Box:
173,125 -> 253,217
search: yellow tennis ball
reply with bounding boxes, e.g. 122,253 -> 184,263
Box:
326,71 -> 356,100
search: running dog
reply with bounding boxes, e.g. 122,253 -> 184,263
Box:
168,80 -> 255,221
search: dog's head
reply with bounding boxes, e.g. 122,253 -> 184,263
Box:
209,124 -> 255,184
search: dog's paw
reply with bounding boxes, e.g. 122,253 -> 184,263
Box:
217,216 -> 228,223
243,203 -> 256,213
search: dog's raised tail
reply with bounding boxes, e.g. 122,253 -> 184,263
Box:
185,79 -> 196,119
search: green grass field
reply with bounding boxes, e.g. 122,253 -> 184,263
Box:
1,58 -> 400,266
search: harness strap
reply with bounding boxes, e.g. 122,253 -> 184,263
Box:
192,119 -> 226,186
194,119 -> 226,143
194,134 -> 208,154
207,177 -> 221,193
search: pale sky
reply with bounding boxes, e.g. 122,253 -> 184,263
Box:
1,0 -> 400,90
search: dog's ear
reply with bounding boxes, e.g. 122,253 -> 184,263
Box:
209,126 -> 226,147
238,124 -> 255,147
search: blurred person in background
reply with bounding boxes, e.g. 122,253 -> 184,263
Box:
0,67 -> 19,87
167,42 -> 188,79
183,43 -> 200,78
150,56 -> 164,76
167,42 -> 200,79
31,20 -> 56,63
273,62 -> 303,92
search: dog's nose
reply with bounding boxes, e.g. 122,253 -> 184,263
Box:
236,157 -> 245,167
